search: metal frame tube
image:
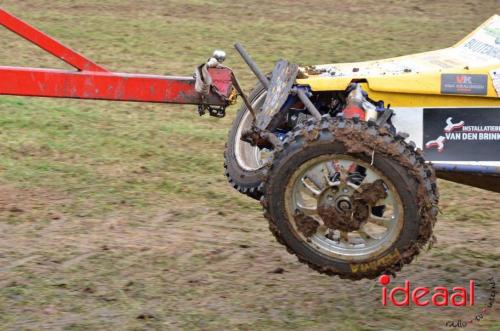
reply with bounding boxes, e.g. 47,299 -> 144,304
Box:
0,9 -> 233,105
234,43 -> 270,90
0,66 -> 230,105
295,88 -> 322,120
0,9 -> 107,72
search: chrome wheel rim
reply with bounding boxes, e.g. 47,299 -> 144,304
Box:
284,154 -> 404,262
234,92 -> 271,171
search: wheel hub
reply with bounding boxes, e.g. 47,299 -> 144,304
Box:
285,152 -> 404,261
336,196 -> 352,212
317,186 -> 364,232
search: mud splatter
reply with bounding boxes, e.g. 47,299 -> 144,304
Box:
294,211 -> 320,237
262,117 -> 439,280
316,179 -> 387,232
333,120 -> 439,268
317,202 -> 352,232
352,179 -> 387,223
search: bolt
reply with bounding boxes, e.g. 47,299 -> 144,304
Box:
336,198 -> 352,212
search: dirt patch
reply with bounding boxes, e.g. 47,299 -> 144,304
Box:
0,184 -> 67,221
318,203 -> 351,231
294,211 -> 320,237
316,179 -> 388,232
352,179 -> 387,223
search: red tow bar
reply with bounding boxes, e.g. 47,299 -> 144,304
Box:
0,9 -> 233,106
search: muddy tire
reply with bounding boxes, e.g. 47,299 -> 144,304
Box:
261,116 -> 439,280
224,82 -> 268,200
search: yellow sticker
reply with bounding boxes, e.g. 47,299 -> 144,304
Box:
350,249 -> 401,273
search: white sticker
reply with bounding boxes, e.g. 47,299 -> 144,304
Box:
489,68 -> 500,96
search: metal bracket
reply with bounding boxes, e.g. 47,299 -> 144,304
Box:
197,104 -> 226,118
256,60 -> 299,130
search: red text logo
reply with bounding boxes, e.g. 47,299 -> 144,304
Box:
380,275 -> 475,307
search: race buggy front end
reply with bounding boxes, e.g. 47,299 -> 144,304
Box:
1,9 -> 499,280
224,16 -> 499,279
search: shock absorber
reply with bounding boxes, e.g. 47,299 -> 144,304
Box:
343,84 -> 378,121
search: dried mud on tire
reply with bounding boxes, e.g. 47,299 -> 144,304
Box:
260,116 -> 439,280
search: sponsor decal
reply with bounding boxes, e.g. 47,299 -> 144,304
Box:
423,108 -> 500,161
458,16 -> 500,61
441,74 -> 488,95
483,24 -> 500,45
462,38 -> 500,60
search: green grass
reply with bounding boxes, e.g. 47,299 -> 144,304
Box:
0,1 -> 499,330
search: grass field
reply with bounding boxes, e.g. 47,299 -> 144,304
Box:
0,1 -> 499,330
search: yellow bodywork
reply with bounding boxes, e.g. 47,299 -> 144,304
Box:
296,15 -> 500,108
